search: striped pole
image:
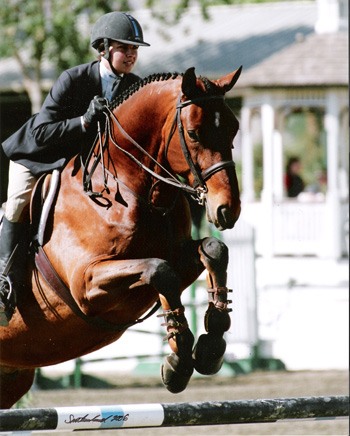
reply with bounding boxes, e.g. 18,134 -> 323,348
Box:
0,396 -> 348,432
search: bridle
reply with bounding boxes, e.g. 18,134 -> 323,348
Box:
165,94 -> 235,204
82,92 -> 235,207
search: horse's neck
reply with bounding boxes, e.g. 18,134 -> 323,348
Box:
111,81 -> 178,161
104,81 -> 179,196
115,80 -> 178,128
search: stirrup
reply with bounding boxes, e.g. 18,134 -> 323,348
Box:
0,275 -> 15,327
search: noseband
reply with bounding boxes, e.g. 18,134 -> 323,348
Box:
165,94 -> 235,205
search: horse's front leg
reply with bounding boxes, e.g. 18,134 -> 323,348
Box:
140,261 -> 196,394
193,236 -> 232,375
158,305 -> 195,394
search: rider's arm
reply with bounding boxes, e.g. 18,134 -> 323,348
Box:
31,68 -> 98,147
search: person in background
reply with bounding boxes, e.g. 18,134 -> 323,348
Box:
0,11 -> 150,326
285,156 -> 305,198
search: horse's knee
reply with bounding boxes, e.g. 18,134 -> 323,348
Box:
147,258 -> 180,291
146,258 -> 184,312
200,237 -> 228,271
202,236 -> 228,258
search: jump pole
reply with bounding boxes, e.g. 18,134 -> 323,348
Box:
0,396 -> 348,432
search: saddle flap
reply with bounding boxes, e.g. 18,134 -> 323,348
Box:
30,170 -> 60,247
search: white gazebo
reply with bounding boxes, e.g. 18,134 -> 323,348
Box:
233,0 -> 348,259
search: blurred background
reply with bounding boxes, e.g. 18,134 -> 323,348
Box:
0,0 -> 348,389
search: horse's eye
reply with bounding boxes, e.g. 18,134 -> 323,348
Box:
187,130 -> 199,142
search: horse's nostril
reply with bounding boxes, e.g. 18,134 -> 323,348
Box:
217,206 -> 236,229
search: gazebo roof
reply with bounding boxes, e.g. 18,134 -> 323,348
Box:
136,2 -> 318,79
235,31 -> 349,89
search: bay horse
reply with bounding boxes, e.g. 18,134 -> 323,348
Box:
0,66 -> 242,408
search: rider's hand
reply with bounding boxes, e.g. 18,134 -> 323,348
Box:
83,96 -> 108,128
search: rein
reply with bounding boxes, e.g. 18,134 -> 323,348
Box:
82,91 -> 235,207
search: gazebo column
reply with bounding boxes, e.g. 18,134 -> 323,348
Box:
260,96 -> 275,257
338,106 -> 349,200
272,109 -> 284,202
241,105 -> 255,202
323,90 -> 342,259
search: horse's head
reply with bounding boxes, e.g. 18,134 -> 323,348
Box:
100,68 -> 241,230
166,67 -> 242,230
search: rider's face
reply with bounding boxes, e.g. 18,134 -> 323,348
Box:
108,42 -> 139,74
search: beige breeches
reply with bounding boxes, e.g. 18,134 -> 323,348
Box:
4,161 -> 38,223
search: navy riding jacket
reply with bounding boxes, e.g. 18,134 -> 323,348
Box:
2,60 -> 141,176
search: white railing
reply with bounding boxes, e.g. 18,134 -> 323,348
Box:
242,199 -> 349,258
222,219 -> 258,359
273,201 -> 326,255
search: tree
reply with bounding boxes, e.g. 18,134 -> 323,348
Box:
0,0 -> 127,113
0,0 -> 241,114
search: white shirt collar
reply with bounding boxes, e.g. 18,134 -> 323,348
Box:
99,62 -> 123,82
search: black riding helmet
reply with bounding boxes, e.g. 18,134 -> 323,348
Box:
91,12 -> 150,60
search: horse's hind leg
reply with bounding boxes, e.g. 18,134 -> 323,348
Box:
193,237 -> 232,375
0,366 -> 35,408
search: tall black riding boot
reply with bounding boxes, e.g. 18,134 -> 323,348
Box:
0,217 -> 30,326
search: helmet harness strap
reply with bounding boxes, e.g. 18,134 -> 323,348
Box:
103,38 -> 110,60
103,37 -> 121,77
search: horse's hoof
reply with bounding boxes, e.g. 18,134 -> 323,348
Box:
193,333 -> 226,375
161,353 -> 193,394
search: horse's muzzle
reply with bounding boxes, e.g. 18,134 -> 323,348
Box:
207,203 -> 241,231
218,205 -> 240,230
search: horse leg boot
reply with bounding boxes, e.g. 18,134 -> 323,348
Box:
159,307 -> 194,393
0,217 -> 30,326
193,237 -> 232,375
151,261 -> 194,394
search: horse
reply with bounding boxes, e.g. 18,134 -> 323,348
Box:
0,66 -> 242,408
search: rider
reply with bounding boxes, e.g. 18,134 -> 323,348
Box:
0,12 -> 150,326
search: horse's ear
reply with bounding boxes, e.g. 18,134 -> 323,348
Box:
216,66 -> 243,94
181,67 -> 198,98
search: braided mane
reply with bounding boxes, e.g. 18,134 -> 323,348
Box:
110,71 -> 221,109
110,72 -> 182,109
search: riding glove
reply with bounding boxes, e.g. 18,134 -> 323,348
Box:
83,96 -> 108,127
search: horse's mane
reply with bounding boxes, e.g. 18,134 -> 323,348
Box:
110,71 -> 222,109
110,72 -> 181,109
